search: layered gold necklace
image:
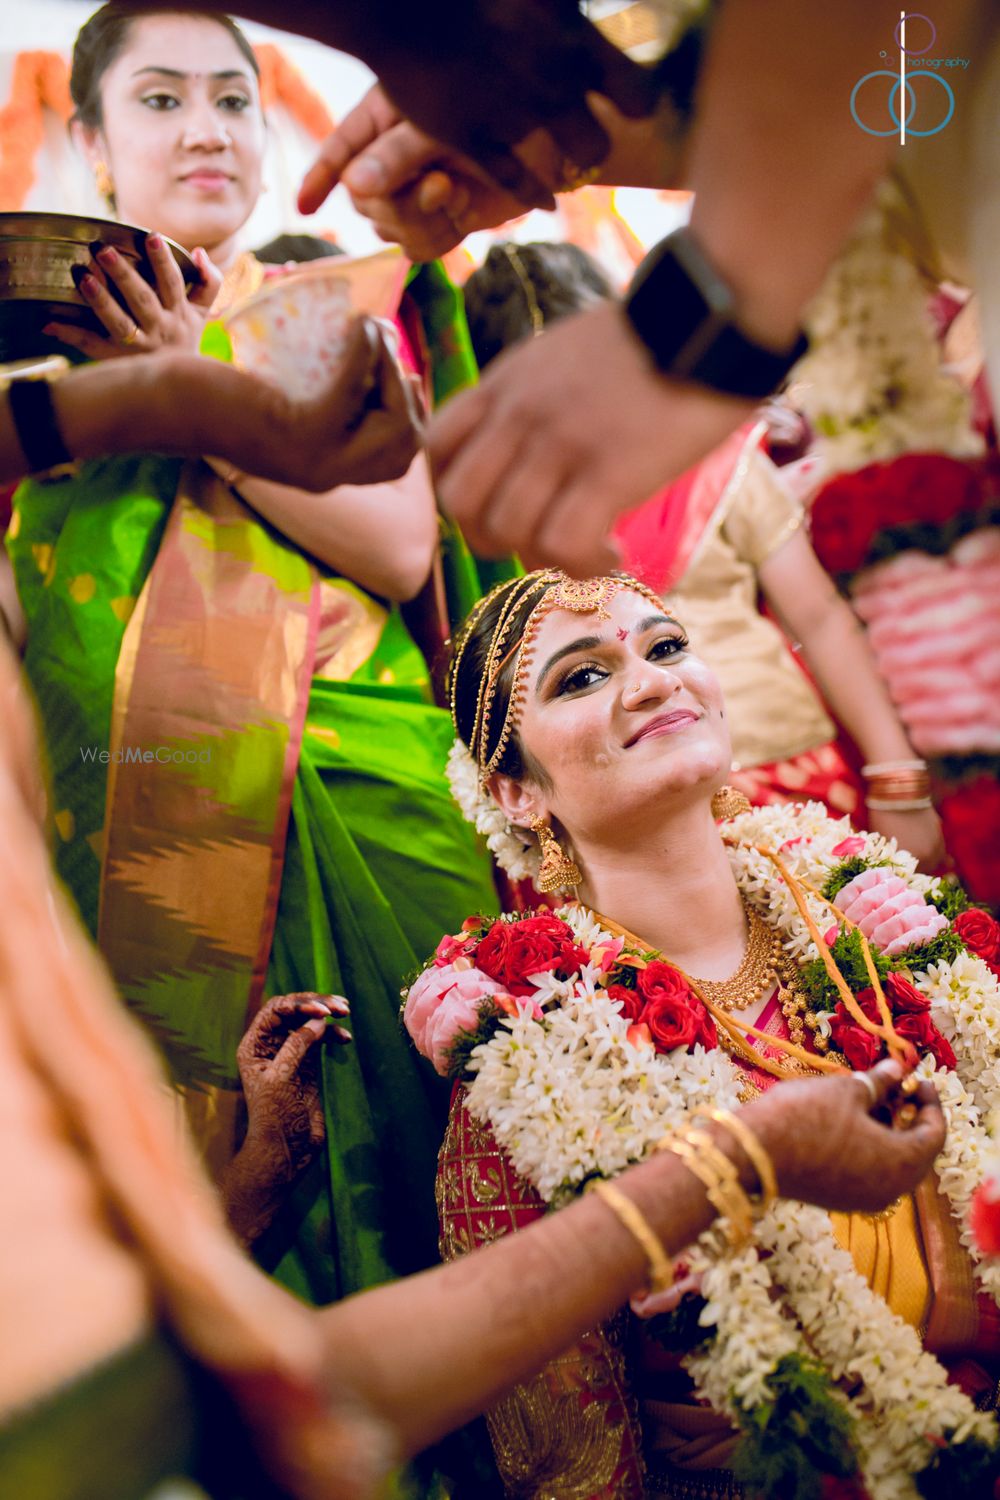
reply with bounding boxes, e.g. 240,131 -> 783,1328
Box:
588,895 -> 830,1062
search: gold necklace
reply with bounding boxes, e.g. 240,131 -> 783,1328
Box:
689,897 -> 783,1012
585,899 -> 833,1057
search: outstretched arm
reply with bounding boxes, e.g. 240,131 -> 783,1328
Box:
318,1063 -> 942,1456
1,323 -> 420,493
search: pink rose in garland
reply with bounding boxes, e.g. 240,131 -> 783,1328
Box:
476,913 -> 590,997
834,868 -> 948,956
433,930 -> 480,968
636,961 -> 717,1053
404,963 -> 510,1076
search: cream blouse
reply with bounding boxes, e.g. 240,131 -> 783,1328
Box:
667,448 -> 835,769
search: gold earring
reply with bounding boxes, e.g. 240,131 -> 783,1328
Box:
711,785 -> 752,821
94,160 -> 114,204
529,815 -> 582,893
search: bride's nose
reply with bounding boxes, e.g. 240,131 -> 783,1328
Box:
620,658 -> 682,708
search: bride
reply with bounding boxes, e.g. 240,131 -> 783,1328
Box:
405,569 -> 1000,1499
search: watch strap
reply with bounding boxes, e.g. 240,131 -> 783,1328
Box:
624,228 -> 808,399
6,373 -> 75,476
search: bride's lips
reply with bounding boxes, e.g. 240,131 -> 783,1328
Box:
626,709 -> 700,747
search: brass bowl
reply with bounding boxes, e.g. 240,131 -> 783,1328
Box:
0,212 -> 198,362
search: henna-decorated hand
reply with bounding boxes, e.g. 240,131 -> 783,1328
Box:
741,1060 -> 946,1215
222,992 -> 350,1246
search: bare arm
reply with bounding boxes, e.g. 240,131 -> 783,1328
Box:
215,452 -> 438,602
317,1066 -> 942,1457
759,527 -> 944,865
0,327 -> 420,494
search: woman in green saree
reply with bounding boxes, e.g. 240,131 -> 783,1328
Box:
7,4 -> 500,1313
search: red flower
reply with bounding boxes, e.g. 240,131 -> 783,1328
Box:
883,972 -> 930,1015
606,983 -> 644,1024
971,1182 -> 1000,1256
829,1002 -> 883,1072
954,908 -> 1000,966
476,913 -> 590,997
638,960 -> 694,1006
636,963 -> 717,1053
810,453 -> 983,578
894,1011 -> 956,1070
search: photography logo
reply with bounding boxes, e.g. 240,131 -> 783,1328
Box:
851,11 -> 958,140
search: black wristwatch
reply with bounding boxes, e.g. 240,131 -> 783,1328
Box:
623,227 -> 808,399
3,357 -> 76,478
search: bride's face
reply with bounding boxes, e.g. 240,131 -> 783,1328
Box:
492,589 -> 731,843
79,14 -> 265,255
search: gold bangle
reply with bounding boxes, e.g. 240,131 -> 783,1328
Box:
682,1127 -> 755,1247
656,1127 -> 754,1250
692,1107 -> 778,1218
588,1179 -> 674,1295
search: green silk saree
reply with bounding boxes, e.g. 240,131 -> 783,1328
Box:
7,262 -> 507,1311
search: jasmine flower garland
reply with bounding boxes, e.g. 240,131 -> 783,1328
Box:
406,800 -> 1000,1494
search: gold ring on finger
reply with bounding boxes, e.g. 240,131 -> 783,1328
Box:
121,321 -> 140,346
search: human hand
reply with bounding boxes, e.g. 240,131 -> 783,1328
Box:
867,806 -> 946,874
338,2 -> 655,211
741,1060 -> 945,1215
429,301 -> 755,576
206,317 -> 422,492
299,85 -> 552,258
43,237 -> 221,361
222,993 -> 349,1245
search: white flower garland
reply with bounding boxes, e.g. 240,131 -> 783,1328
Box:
792,191 -> 983,473
445,739 -> 540,883
444,800 -> 1000,1491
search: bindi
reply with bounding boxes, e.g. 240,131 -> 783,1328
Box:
616,627 -> 629,641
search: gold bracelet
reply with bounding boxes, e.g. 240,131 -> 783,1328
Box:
681,1126 -> 755,1246
656,1127 -> 754,1250
692,1107 -> 778,1218
588,1179 -> 674,1295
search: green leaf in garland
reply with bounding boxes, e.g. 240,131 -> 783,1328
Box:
447,1003 -> 509,1079
915,1433 -> 1000,1499
927,879 -> 973,921
731,1353 -> 860,1500
798,929 -> 892,1014
821,857 -> 876,903
898,927 -> 967,974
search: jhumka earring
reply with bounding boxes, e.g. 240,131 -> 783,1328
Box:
93,160 -> 114,204
711,785 -> 753,821
529,815 -> 582,893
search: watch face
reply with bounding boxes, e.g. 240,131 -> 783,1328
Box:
627,233 -> 732,375
624,229 -> 807,396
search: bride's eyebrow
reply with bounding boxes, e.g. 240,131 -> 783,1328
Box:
636,613 -> 682,634
535,634 -> 604,695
